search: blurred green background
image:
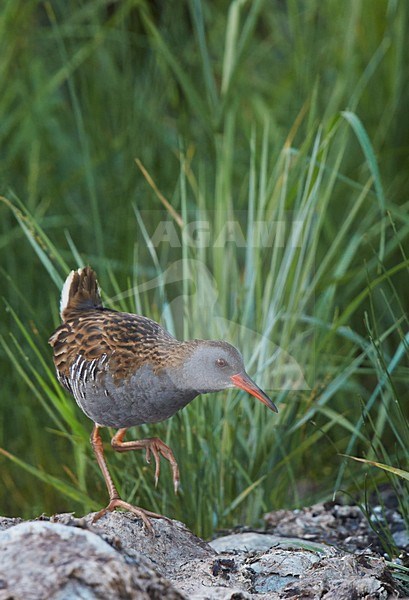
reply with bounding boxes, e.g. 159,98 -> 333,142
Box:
0,0 -> 408,549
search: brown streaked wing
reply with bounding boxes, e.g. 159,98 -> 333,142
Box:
49,308 -> 192,383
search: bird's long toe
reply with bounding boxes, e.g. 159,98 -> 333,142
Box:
91,498 -> 171,532
145,444 -> 162,488
148,438 -> 180,494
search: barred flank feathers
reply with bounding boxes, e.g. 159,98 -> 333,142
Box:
60,267 -> 102,321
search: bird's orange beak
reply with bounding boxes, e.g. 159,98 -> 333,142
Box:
230,372 -> 278,413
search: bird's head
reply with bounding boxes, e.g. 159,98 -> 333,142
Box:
175,340 -> 277,412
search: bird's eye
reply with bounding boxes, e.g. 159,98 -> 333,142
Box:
216,358 -> 227,368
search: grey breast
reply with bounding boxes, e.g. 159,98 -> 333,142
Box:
65,355 -> 198,428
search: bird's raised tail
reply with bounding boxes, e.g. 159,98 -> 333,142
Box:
60,267 -> 102,321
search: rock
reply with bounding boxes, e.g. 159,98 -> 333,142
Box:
393,530 -> 409,549
264,502 -> 384,554
81,511 -> 215,576
0,511 -> 403,599
0,519 -> 184,600
209,533 -> 398,598
0,516 -> 22,531
210,532 -> 335,556
280,554 -> 397,600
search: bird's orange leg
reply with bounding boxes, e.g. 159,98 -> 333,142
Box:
90,424 -> 168,530
111,428 -> 180,494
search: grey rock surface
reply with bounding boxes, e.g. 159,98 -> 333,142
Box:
210,531 -> 336,556
0,516 -> 22,531
0,518 -> 184,600
83,511 -> 215,576
264,502 -> 409,556
0,511 -> 403,599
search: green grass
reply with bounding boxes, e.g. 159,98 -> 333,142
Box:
0,0 -> 408,554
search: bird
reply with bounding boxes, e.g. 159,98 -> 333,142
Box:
49,266 -> 277,530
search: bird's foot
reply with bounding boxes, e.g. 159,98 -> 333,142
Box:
144,438 -> 180,494
111,431 -> 181,494
91,497 -> 171,532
